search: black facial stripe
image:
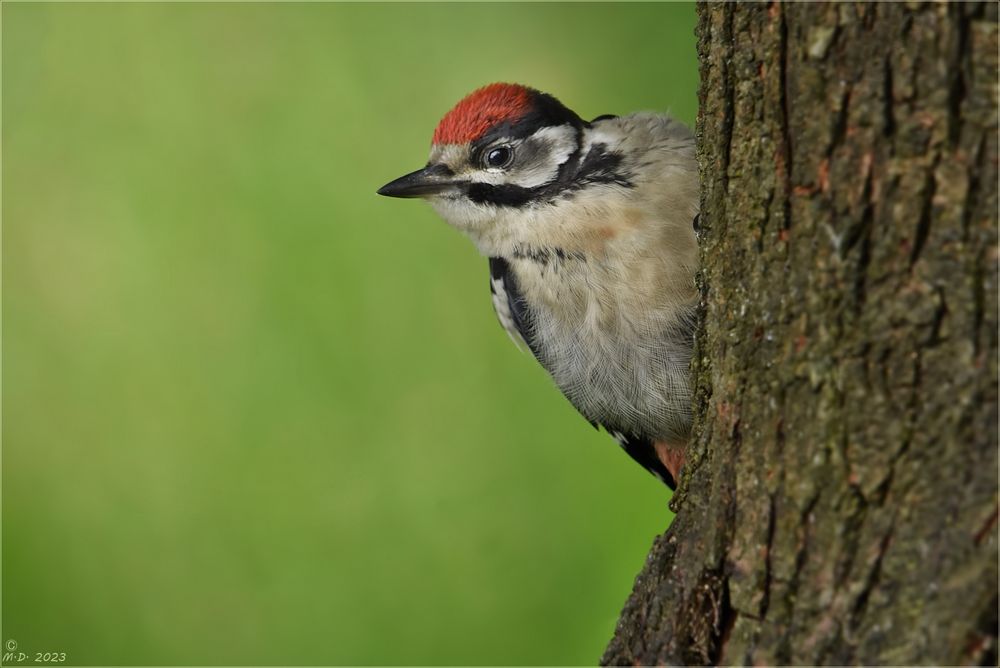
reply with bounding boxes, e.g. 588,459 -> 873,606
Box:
464,141 -> 633,208
467,182 -> 534,207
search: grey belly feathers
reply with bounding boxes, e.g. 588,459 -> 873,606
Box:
489,256 -> 694,488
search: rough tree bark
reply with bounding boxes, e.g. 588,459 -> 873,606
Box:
603,3 -> 998,665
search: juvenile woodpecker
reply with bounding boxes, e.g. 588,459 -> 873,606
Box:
378,83 -> 698,489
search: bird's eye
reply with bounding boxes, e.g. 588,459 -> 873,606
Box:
485,146 -> 514,169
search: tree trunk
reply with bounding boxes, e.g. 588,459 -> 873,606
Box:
602,3 -> 998,665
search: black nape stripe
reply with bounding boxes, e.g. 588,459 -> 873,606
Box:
549,124 -> 585,193
571,143 -> 633,190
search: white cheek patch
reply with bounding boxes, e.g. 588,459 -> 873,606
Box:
507,125 -> 579,189
582,124 -> 623,152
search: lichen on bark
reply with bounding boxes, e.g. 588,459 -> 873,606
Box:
602,3 -> 998,665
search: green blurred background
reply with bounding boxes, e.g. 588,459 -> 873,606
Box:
2,3 -> 697,665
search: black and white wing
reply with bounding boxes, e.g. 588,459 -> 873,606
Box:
488,257 -> 541,359
487,257 -> 676,490
604,428 -> 677,490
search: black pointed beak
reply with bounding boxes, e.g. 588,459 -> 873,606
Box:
377,166 -> 458,199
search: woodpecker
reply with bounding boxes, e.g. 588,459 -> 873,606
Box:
378,83 -> 698,489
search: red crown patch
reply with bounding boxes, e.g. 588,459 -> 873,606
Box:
432,83 -> 535,145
